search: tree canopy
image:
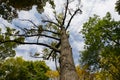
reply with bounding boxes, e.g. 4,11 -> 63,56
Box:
80,12 -> 120,80
115,0 -> 120,14
0,0 -> 54,20
0,57 -> 50,80
0,27 -> 24,60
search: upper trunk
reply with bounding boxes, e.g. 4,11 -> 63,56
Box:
59,27 -> 79,80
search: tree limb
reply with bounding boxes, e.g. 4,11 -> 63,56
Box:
43,29 -> 60,35
15,25 -> 60,35
15,25 -> 28,33
55,13 -> 61,25
62,0 -> 69,27
66,8 -> 82,30
10,34 -> 60,41
42,20 -> 60,27
0,40 -> 60,52
47,42 -> 61,59
19,19 -> 38,28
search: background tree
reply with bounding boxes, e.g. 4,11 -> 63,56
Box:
0,0 -> 53,20
45,70 -> 59,80
0,27 -> 24,60
80,12 -> 120,80
115,0 -> 120,14
0,0 -> 82,80
0,57 -> 50,80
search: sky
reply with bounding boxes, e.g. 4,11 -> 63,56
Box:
0,0 -> 120,70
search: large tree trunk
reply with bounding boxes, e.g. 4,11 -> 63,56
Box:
59,27 -> 79,80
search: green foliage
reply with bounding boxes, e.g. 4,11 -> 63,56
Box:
80,12 -> 120,79
0,57 -> 50,80
115,0 -> 120,14
0,0 -> 54,20
38,25 -> 43,34
0,27 -> 25,60
45,70 -> 59,79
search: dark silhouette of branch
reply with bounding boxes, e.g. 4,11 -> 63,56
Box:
47,42 -> 61,59
42,20 -> 60,27
10,34 -> 60,41
15,25 -> 59,35
55,13 -> 61,25
66,8 -> 82,30
19,19 -> 38,28
0,40 -> 60,52
54,54 -> 60,73
37,36 -> 40,43
43,29 -> 60,35
106,32 -> 120,45
62,0 -> 69,27
15,25 -> 27,33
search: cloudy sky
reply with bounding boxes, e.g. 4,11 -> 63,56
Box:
0,0 -> 120,70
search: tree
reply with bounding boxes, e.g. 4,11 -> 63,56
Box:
46,65 -> 96,80
0,57 -> 50,80
0,0 -> 82,80
0,27 -> 24,60
0,0 -> 52,20
115,0 -> 120,14
45,70 -> 59,80
80,12 -> 120,79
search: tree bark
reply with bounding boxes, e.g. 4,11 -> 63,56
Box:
59,27 -> 79,80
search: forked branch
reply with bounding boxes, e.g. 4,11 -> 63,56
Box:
47,42 -> 61,59
66,8 -> 82,30
62,0 -> 69,26
42,20 -> 60,27
19,19 -> 38,28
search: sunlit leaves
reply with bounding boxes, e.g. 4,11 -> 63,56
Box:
115,0 -> 120,14
80,12 -> 120,73
0,27 -> 25,60
0,57 -> 50,80
45,70 -> 59,79
100,54 -> 120,80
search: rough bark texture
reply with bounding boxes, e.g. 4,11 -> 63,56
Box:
59,28 -> 79,80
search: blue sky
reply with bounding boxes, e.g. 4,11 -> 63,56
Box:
0,0 -> 120,70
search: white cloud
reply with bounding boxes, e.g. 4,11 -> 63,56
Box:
45,60 -> 56,70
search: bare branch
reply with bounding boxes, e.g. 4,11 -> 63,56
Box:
19,19 -> 38,28
42,20 -> 60,27
10,34 -> 60,41
55,13 -> 61,25
43,29 -> 60,35
62,0 -> 69,26
47,42 -> 61,59
0,40 -> 60,52
54,54 -> 59,72
14,26 -> 59,35
15,25 -> 27,33
66,8 -> 82,30
37,36 -> 40,43
68,8 -> 72,16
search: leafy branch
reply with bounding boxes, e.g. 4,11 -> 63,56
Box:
0,40 -> 60,52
